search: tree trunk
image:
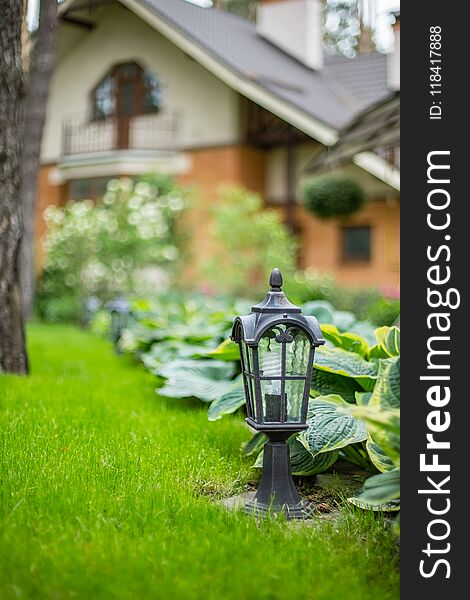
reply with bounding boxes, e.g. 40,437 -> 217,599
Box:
20,0 -> 58,318
0,0 -> 28,373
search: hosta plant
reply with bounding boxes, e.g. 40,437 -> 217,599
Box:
241,325 -> 400,496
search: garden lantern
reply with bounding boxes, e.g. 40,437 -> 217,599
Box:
231,269 -> 324,519
83,296 -> 101,328
106,297 -> 131,351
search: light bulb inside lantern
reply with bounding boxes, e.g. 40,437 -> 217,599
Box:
262,350 -> 282,394
261,349 -> 284,422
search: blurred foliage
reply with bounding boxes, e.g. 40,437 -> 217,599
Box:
285,269 -> 399,327
302,175 -> 366,219
202,186 -> 297,296
213,0 -> 257,20
324,0 -> 377,57
36,175 -> 187,322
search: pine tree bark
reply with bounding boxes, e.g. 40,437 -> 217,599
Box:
0,0 -> 28,373
20,0 -> 58,318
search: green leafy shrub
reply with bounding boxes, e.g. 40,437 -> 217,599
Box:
202,186 -> 297,296
331,286 -> 400,326
37,175 -> 187,321
282,269 -> 335,305
245,324 -> 400,501
302,175 -> 366,219
283,271 -> 400,327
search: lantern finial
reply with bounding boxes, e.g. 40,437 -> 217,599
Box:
269,268 -> 283,291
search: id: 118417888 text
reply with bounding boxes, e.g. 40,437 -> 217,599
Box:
429,26 -> 443,120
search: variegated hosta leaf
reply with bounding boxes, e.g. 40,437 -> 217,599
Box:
241,432 -> 267,458
349,497 -> 400,512
375,326 -> 400,357
368,327 -> 400,360
365,358 -> 400,467
158,359 -> 235,381
208,384 -> 246,421
349,469 -> 400,508
206,339 -> 240,362
347,321 -> 377,347
369,358 -> 400,410
289,438 -> 339,476
340,442 -> 375,472
355,391 -> 372,406
253,436 -> 339,476
311,369 -> 364,404
299,395 -> 368,457
320,324 -> 369,357
314,346 -> 378,391
348,405 -> 400,468
158,359 -> 236,402
366,437 -> 396,473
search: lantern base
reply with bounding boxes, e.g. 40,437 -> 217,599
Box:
245,436 -> 312,520
243,498 -> 313,520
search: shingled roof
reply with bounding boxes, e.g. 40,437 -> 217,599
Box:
136,0 -> 390,131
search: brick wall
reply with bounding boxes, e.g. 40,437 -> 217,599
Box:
36,164 -> 67,270
297,199 -> 400,288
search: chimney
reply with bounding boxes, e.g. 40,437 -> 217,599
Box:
256,0 -> 324,71
387,12 -> 400,91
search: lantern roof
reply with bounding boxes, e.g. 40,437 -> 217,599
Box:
251,268 -> 301,314
105,297 -> 131,313
232,269 -> 325,346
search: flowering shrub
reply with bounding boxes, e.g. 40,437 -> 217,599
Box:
37,175 -> 187,321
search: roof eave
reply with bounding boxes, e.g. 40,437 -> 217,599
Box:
353,151 -> 400,191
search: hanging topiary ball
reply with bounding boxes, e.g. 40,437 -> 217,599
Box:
302,175 -> 366,219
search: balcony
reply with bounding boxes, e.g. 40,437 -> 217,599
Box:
58,113 -> 186,181
62,113 -> 178,158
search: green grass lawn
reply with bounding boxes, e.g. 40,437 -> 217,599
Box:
0,324 -> 399,599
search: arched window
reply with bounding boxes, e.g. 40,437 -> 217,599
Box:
91,62 -> 163,121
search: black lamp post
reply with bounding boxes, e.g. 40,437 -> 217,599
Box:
82,296 -> 101,328
106,297 -> 131,351
231,268 -> 324,519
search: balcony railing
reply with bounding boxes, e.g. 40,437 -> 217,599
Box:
62,113 -> 178,157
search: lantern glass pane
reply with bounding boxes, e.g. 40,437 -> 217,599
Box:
240,341 -> 255,419
241,342 -> 251,374
258,330 -> 282,378
249,346 -> 263,421
285,378 -> 308,422
261,379 -> 282,422
259,329 -> 282,422
285,328 -> 310,376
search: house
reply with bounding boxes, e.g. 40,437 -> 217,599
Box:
37,0 -> 400,287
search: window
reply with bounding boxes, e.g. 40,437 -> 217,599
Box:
341,226 -> 371,262
69,177 -> 111,200
91,62 -> 163,120
93,74 -> 116,120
